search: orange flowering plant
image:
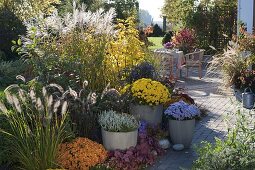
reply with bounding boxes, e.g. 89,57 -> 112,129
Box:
57,138 -> 108,170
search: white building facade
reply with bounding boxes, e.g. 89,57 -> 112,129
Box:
238,0 -> 255,33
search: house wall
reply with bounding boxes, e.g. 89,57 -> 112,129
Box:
238,0 -> 254,33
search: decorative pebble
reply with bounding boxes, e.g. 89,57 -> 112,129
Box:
173,144 -> 184,151
158,139 -> 170,149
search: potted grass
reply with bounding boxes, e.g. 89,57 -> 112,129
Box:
123,78 -> 170,125
164,101 -> 200,148
98,110 -> 139,151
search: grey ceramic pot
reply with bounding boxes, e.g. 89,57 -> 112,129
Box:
101,129 -> 138,151
168,119 -> 195,148
129,104 -> 163,124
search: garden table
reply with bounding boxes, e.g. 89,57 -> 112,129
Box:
154,48 -> 185,79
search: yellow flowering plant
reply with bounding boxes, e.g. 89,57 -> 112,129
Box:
123,78 -> 170,106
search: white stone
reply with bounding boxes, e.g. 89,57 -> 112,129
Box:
158,139 -> 170,149
173,144 -> 184,151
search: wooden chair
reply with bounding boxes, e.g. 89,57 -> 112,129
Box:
154,51 -> 174,80
183,49 -> 205,79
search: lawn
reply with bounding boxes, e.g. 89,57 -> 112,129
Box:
148,37 -> 163,51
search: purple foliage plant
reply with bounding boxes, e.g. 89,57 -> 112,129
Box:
105,120 -> 165,170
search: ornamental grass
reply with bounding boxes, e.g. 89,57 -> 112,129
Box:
57,137 -> 108,170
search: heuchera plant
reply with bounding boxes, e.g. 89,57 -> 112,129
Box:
164,100 -> 200,120
172,28 -> 196,53
105,121 -> 164,170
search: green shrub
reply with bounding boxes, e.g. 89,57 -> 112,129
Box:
0,60 -> 27,87
0,80 -> 73,170
162,31 -> 173,45
0,5 -> 26,60
193,110 -> 255,170
0,114 -> 12,165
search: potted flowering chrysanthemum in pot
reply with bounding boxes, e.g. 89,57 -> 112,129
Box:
98,110 -> 139,151
123,78 -> 170,125
164,101 -> 200,148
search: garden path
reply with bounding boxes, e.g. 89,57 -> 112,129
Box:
148,67 -> 245,170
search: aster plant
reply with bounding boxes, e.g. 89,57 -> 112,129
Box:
164,101 -> 200,120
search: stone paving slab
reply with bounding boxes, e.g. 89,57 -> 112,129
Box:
149,70 -> 239,170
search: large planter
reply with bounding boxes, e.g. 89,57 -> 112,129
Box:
129,104 -> 163,124
101,129 -> 138,151
168,119 -> 195,148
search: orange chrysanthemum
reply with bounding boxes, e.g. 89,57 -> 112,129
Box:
57,137 -> 108,170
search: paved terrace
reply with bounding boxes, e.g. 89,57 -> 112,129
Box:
149,67 -> 253,170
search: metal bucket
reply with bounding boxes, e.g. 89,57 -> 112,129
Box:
242,88 -> 255,109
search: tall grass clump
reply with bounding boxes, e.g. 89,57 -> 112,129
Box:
0,76 -> 72,170
15,2 -> 146,92
207,41 -> 252,87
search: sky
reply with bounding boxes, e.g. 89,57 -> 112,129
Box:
138,0 -> 164,21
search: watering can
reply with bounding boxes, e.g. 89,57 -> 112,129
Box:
242,88 -> 255,109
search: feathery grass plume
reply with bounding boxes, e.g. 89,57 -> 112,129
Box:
83,80 -> 88,89
47,95 -> 53,109
0,101 -> 7,114
18,89 -> 26,103
53,100 -> 61,113
4,91 -> 14,105
206,41 -> 248,87
42,87 -> 47,97
29,89 -> 36,103
69,87 -> 77,99
12,95 -> 22,113
36,97 -> 44,112
16,75 -> 26,82
1,82 -> 72,170
61,101 -> 68,115
23,1 -> 115,39
47,84 -> 64,93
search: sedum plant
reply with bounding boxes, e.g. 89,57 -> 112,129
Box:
0,76 -> 72,170
98,110 -> 139,132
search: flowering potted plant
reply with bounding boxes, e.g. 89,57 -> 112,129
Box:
123,78 -> 170,124
232,69 -> 255,102
98,110 -> 139,151
164,101 -> 200,148
172,28 -> 196,54
163,42 -> 175,49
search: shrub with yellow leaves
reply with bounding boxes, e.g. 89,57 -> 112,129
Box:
57,138 -> 108,170
105,17 -> 145,78
123,78 -> 170,106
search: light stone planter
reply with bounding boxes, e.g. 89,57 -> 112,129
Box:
101,129 -> 138,151
129,104 -> 163,124
168,119 -> 195,148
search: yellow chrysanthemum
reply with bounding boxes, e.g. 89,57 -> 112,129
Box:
129,78 -> 170,105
